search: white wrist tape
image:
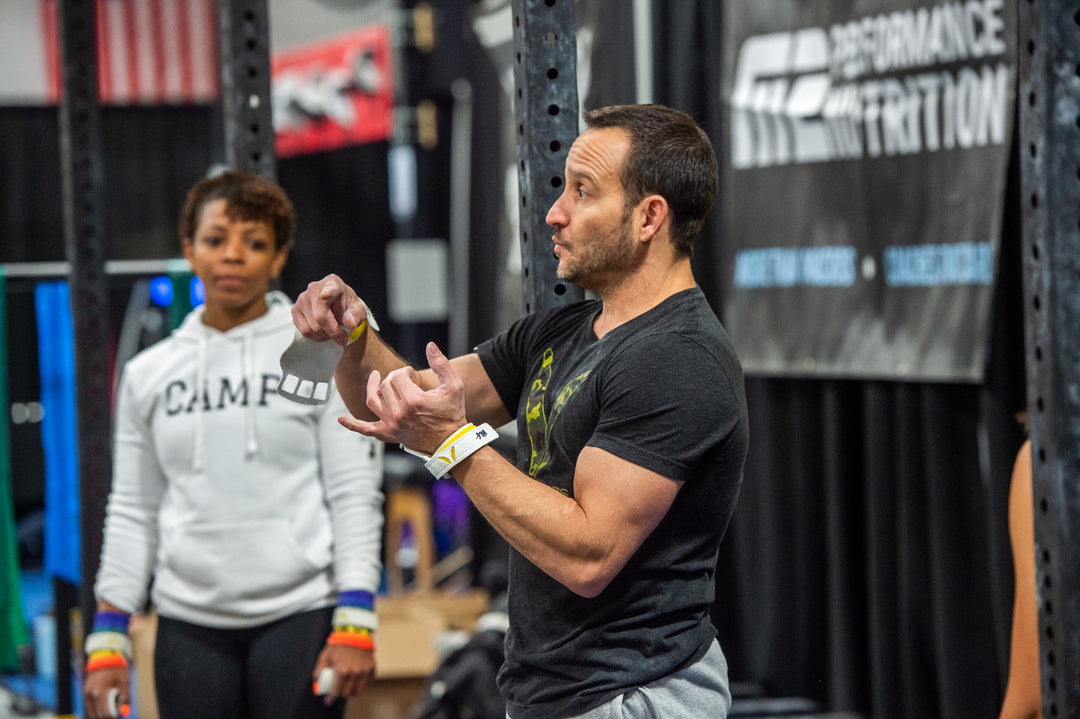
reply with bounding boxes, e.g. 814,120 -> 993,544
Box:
85,630 -> 132,661
332,605 -> 378,632
421,423 -> 498,479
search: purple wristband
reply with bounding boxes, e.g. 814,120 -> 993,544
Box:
93,610 -> 130,634
338,590 -> 374,611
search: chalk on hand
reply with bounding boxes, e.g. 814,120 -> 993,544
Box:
314,666 -> 335,696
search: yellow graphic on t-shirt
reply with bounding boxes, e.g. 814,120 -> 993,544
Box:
524,348 -> 590,477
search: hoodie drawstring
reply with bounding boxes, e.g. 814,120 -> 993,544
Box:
243,331 -> 259,458
193,332 -> 207,473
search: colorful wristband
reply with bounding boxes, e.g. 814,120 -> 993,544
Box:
93,610 -> 130,634
327,629 -> 374,651
85,630 -> 132,661
333,605 -> 378,633
338,590 -> 374,611
86,652 -> 129,673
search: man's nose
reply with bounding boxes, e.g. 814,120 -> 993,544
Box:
546,195 -> 567,228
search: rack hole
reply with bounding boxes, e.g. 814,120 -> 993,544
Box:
548,104 -> 560,116
550,177 -> 562,188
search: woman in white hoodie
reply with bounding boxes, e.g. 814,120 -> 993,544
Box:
82,170 -> 384,718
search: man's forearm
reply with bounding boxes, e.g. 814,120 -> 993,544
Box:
334,329 -> 417,420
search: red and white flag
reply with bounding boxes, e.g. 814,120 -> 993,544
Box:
39,0 -> 219,105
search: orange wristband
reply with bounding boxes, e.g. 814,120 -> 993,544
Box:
327,630 -> 374,651
86,652 -> 129,673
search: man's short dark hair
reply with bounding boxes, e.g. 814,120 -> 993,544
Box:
178,169 -> 296,251
583,104 -> 718,257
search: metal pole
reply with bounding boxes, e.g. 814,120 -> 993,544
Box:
1018,0 -> 1080,715
449,78 -> 474,357
510,0 -> 584,313
57,0 -> 111,712
218,0 -> 276,179
632,0 -> 653,104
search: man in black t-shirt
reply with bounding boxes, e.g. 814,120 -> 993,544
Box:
292,104 -> 748,719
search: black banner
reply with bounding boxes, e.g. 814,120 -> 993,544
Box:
718,0 -> 1015,381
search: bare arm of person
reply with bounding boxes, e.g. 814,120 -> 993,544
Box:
999,439 -> 1043,719
451,442 -> 681,597
341,342 -> 681,598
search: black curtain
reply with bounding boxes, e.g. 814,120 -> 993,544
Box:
649,2 -> 1028,717
0,105 -> 218,265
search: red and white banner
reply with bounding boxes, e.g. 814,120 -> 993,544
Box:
271,24 -> 394,158
38,0 -> 218,105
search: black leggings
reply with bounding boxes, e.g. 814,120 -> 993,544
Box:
153,608 -> 345,719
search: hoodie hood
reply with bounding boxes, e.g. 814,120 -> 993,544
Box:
173,290 -> 294,471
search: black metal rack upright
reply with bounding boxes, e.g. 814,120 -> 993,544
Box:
1018,0 -> 1080,716
510,0 -> 584,313
55,1 -> 109,713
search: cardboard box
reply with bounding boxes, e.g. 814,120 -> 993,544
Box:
346,589 -> 491,719
370,588 -> 490,679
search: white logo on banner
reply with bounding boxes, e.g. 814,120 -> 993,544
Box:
730,0 -> 1011,169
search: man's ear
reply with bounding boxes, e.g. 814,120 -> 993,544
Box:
637,195 -> 669,243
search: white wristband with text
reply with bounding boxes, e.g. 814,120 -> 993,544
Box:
85,630 -> 133,661
415,423 -> 499,479
332,605 -> 378,632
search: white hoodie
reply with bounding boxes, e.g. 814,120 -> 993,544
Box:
95,291 -> 384,628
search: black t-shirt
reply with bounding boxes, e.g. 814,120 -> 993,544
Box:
476,286 -> 748,719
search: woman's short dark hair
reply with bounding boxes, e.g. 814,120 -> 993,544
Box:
583,104 -> 718,257
178,169 -> 296,251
